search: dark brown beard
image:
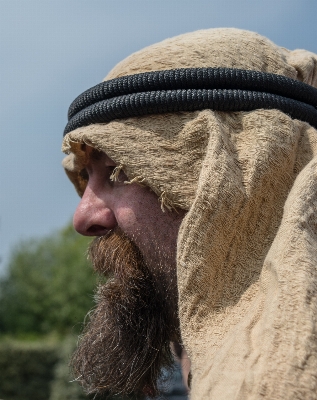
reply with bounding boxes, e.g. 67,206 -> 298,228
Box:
70,228 -> 178,398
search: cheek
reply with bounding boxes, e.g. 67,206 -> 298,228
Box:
113,186 -> 161,243
115,206 -> 139,235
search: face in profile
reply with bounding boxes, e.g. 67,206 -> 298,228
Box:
71,147 -> 185,397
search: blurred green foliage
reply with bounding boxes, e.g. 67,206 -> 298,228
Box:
0,336 -> 141,400
0,225 -> 144,399
0,224 -> 95,336
0,338 -> 60,400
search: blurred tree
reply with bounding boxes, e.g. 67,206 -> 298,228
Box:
0,224 -> 95,335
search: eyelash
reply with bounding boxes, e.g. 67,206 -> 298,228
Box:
79,168 -> 89,181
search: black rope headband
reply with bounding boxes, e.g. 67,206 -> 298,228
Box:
64,68 -> 317,136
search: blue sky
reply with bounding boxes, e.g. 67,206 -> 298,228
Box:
1,0 -> 317,273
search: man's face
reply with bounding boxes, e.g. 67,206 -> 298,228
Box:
71,145 -> 185,397
73,145 -> 184,285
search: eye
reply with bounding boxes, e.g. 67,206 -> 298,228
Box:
79,168 -> 89,181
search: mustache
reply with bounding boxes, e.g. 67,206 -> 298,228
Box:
88,228 -> 144,280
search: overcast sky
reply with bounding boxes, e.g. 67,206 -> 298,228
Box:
1,0 -> 317,273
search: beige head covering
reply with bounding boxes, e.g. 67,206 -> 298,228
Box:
62,29 -> 317,399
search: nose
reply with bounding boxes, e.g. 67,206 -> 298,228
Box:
73,184 -> 117,236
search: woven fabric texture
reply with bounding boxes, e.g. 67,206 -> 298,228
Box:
62,28 -> 317,399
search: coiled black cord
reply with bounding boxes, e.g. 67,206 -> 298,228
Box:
64,68 -> 317,136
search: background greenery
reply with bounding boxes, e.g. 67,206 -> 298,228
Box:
0,338 -> 60,400
0,225 -> 139,399
0,224 -> 94,337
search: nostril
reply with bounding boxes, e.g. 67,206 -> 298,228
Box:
87,225 -> 109,235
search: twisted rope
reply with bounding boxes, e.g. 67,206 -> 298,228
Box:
64,68 -> 317,136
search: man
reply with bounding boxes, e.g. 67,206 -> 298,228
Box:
62,28 -> 317,399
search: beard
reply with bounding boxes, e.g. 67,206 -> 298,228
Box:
70,228 -> 179,398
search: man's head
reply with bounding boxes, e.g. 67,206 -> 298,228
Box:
63,28 -> 317,399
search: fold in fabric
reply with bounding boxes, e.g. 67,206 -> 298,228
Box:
62,28 -> 317,399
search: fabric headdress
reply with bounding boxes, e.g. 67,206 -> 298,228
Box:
62,28 -> 317,399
